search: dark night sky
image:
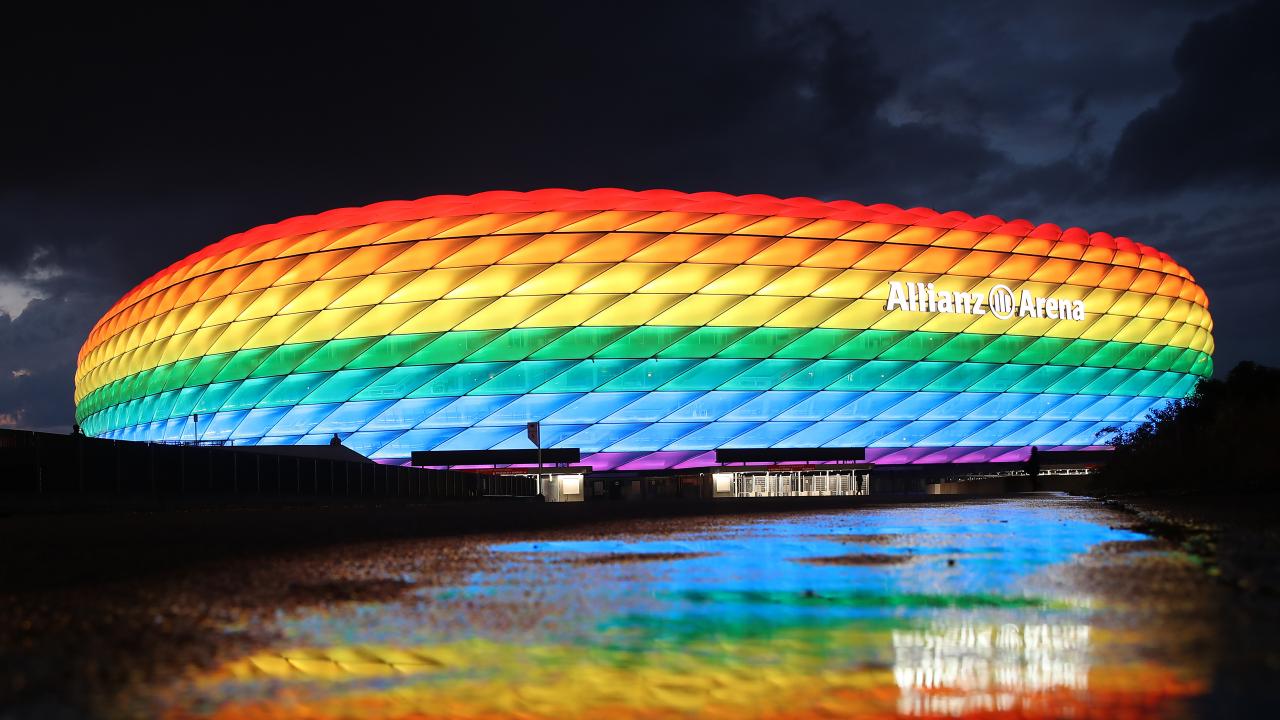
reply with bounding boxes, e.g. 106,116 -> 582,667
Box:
2,1 -> 1277,431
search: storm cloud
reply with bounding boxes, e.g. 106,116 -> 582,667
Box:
1,0 -> 1276,430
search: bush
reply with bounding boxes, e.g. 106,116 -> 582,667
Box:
1098,361 -> 1280,493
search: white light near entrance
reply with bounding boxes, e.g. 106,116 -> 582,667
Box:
559,474 -> 583,496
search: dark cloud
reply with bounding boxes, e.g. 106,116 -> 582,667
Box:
0,0 -> 1277,430
1159,199 -> 1280,372
4,3 -> 894,195
0,296 -> 86,430
1110,1 -> 1280,192
3,2 -> 921,266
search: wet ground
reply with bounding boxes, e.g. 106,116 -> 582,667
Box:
2,494 -> 1277,719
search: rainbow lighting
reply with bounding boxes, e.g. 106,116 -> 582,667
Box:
73,189 -> 1214,470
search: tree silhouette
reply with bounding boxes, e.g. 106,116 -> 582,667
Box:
1099,362 -> 1280,492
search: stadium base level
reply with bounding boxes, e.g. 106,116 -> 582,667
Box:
461,445 -> 1107,502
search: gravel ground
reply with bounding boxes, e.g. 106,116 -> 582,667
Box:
1100,491 -> 1280,595
1094,491 -> 1280,716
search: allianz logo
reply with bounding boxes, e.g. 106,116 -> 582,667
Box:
883,280 -> 1087,321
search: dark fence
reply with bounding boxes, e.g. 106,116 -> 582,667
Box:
0,429 -> 535,503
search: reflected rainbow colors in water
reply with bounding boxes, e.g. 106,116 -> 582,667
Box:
164,499 -> 1205,719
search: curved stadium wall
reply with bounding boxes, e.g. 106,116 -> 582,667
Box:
73,189 -> 1214,470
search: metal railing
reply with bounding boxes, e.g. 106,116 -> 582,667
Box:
950,466 -> 1100,483
722,469 -> 871,497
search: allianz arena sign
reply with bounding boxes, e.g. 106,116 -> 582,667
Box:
884,281 -> 1088,322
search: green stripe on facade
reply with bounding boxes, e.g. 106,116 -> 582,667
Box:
76,326 -> 1213,424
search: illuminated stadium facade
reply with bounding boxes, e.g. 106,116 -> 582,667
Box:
73,189 -> 1214,470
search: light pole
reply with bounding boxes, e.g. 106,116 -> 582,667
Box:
527,421 -> 542,497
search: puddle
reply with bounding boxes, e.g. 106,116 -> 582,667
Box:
145,496 -> 1210,718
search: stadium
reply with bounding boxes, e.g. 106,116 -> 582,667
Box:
73,189 -> 1214,474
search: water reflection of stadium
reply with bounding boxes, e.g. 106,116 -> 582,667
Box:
894,622 -> 1091,716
